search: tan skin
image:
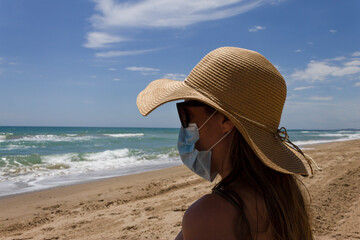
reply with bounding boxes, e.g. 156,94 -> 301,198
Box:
175,105 -> 271,240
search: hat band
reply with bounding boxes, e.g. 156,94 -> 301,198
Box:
276,127 -> 322,176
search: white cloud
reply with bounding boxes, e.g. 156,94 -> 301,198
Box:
345,60 -> 360,66
329,29 -> 337,33
162,73 -> 187,80
331,66 -> 360,76
95,48 -> 159,58
248,25 -> 266,32
327,56 -> 346,61
308,96 -> 333,101
291,56 -> 360,82
295,49 -> 302,53
83,32 -> 128,49
113,78 -> 121,81
126,66 -> 160,72
354,82 -> 360,87
292,60 -> 340,81
332,86 -> 342,90
108,68 -> 116,71
352,51 -> 360,57
85,0 -> 280,56
293,86 -> 314,91
90,0 -> 265,29
286,94 -> 299,100
90,75 -> 97,78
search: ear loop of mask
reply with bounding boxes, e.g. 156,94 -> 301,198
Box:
195,109 -> 234,151
207,127 -> 234,152
198,110 -> 217,130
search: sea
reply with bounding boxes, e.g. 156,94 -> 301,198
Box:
1,126 -> 359,198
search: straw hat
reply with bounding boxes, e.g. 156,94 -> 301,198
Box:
137,47 -> 309,176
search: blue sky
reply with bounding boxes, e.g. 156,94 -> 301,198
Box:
0,0 -> 359,129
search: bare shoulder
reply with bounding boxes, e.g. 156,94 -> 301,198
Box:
181,193 -> 238,240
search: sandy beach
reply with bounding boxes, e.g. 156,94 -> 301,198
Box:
0,140 -> 359,240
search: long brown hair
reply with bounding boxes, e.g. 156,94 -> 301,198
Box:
214,127 -> 313,240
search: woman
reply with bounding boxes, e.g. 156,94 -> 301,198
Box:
137,47 -> 318,239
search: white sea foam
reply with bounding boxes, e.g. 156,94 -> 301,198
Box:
1,144 -> 32,150
10,134 -> 95,142
65,134 -> 78,137
0,148 -> 181,197
0,148 -> 179,184
338,130 -> 355,133
103,133 -> 144,138
316,133 -> 352,137
0,135 -> 6,142
294,133 -> 360,146
1,132 -> 13,136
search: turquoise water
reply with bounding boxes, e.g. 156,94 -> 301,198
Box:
1,126 -> 359,197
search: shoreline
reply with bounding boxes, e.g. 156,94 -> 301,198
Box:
2,137 -> 358,200
0,162 -> 182,199
1,139 -> 359,239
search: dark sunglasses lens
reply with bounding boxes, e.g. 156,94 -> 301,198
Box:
176,103 -> 188,128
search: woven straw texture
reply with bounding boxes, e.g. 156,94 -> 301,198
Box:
137,47 -> 308,175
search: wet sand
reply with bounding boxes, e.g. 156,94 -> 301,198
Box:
0,140 -> 359,240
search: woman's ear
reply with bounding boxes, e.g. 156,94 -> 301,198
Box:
220,114 -> 234,133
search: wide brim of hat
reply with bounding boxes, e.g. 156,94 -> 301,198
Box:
137,78 -> 309,176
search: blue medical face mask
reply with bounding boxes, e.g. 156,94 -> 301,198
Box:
177,110 -> 233,182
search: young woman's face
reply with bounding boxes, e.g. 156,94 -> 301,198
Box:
181,104 -> 234,177
181,105 -> 218,149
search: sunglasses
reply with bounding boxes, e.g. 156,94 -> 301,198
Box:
176,101 -> 208,128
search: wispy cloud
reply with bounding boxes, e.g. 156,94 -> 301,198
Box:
326,56 -> 346,61
162,73 -> 187,80
353,51 -> 360,57
126,66 -> 160,76
248,25 -> 266,32
85,0 -> 276,55
293,86 -> 314,91
83,32 -> 128,49
126,66 -> 160,72
89,0 -> 265,29
291,54 -> 360,82
354,82 -> 360,87
308,96 -> 333,101
95,48 -> 159,58
286,94 -> 299,100
108,68 -> 116,71
329,29 -> 337,34
113,78 -> 121,81
295,49 -> 302,53
345,60 -> 360,66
